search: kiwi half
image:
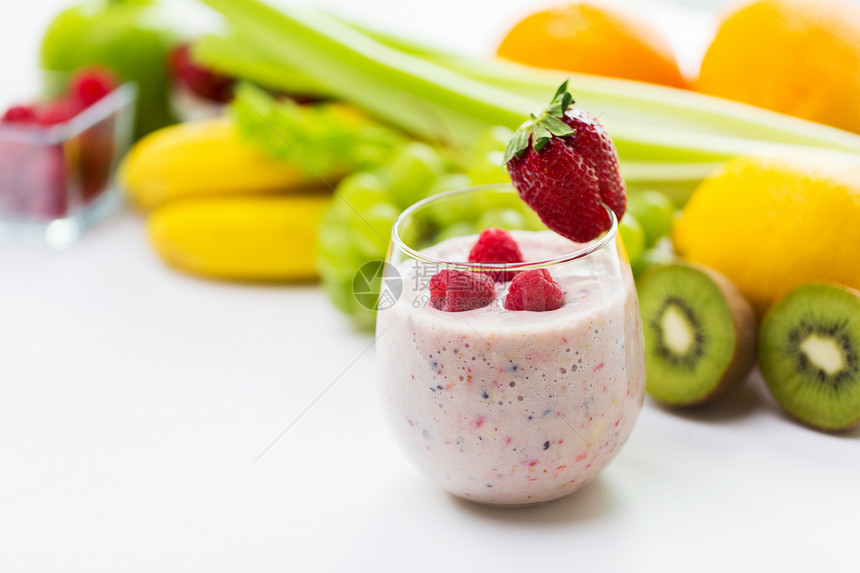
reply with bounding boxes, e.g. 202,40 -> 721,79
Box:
637,262 -> 757,406
758,282 -> 860,431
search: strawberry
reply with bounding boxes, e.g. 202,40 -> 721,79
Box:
1,105 -> 38,123
504,269 -> 564,312
504,81 -> 626,243
468,228 -> 524,282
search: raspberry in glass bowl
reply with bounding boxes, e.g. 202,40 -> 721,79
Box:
0,68 -> 136,245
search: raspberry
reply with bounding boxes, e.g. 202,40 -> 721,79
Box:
70,68 -> 119,107
26,145 -> 68,218
78,122 -> 114,202
169,43 -> 236,104
504,81 -> 626,243
429,269 -> 495,312
468,228 -> 524,282
36,98 -> 85,126
504,269 -> 564,312
1,105 -> 38,123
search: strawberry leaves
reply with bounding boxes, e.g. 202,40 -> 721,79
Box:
503,80 -> 576,163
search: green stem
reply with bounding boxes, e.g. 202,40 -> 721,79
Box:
193,33 -> 331,96
198,0 -> 537,147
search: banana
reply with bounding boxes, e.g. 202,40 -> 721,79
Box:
148,194 -> 330,281
119,118 -> 332,210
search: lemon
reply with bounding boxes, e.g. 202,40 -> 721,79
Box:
672,152 -> 860,316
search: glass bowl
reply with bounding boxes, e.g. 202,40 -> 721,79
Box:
0,76 -> 136,246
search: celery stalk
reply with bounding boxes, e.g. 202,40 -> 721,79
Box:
192,5 -> 768,167
347,28 -> 860,155
192,33 -> 331,97
440,58 -> 860,155
196,0 -> 860,157
197,0 -> 860,201
198,0 -> 537,147
327,20 -> 860,156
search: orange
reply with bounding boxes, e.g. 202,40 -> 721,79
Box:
697,0 -> 860,134
497,2 -> 687,88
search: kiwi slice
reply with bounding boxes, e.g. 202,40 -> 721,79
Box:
758,283 -> 860,431
637,262 -> 757,406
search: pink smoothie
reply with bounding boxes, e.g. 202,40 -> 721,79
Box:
376,230 -> 645,505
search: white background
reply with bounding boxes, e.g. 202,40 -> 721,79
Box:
2,1 -> 859,571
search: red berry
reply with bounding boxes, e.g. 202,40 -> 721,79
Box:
26,145 -> 68,218
169,43 -> 236,104
0,141 -> 69,218
78,122 -> 115,202
2,105 -> 38,123
509,138 -> 609,243
562,107 -> 626,221
429,269 -> 495,312
504,269 -> 564,312
468,228 -> 524,282
70,68 -> 119,107
505,82 -> 626,243
36,98 -> 85,126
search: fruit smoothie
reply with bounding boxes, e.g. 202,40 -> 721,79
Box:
376,230 -> 645,505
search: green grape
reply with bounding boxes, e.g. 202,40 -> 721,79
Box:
396,213 -> 425,249
478,126 -> 514,151
465,126 -> 513,185
348,202 -> 400,259
334,172 -> 387,214
317,187 -> 381,323
319,270 -> 357,315
627,190 -> 677,247
428,173 -> 472,195
321,259 -> 377,330
618,213 -> 646,268
386,142 -> 446,209
421,174 -> 476,228
520,208 -> 548,232
470,188 -> 547,231
467,152 -> 510,186
350,304 -> 378,332
434,222 -> 479,244
317,208 -> 352,265
632,246 -> 676,279
317,157 -> 419,331
318,136 -> 534,332
317,225 -> 367,281
472,187 -> 521,212
477,207 -> 526,232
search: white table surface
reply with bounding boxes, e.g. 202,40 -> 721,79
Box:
2,1 -> 858,571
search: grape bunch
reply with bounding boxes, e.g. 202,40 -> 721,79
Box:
618,189 -> 679,277
317,128 -> 537,330
317,142 -> 452,329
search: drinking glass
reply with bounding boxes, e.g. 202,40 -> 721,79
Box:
376,184 -> 645,506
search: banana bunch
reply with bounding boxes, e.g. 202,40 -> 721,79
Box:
120,117 -> 334,281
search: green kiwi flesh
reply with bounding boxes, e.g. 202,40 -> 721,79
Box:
758,282 -> 860,431
637,263 -> 757,406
